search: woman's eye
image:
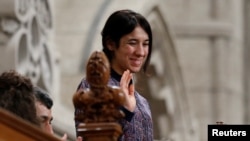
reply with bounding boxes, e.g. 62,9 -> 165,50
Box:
128,42 -> 137,45
143,43 -> 149,47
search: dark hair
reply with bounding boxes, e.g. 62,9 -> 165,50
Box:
0,70 -> 40,126
34,86 -> 53,109
101,9 -> 153,73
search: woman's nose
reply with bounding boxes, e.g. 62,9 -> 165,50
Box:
135,44 -> 145,56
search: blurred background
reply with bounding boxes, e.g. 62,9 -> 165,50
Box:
0,0 -> 249,141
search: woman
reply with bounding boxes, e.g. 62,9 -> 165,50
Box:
75,9 -> 153,141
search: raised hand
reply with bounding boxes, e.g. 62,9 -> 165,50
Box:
120,70 -> 136,112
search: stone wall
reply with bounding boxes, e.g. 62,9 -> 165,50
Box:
0,0 -> 248,141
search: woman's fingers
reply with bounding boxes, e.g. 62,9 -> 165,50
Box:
120,70 -> 132,88
129,84 -> 134,95
119,70 -> 136,112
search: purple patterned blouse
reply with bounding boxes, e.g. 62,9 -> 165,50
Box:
74,70 -> 154,141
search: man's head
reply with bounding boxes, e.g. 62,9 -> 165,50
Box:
34,86 -> 54,134
0,70 -> 40,126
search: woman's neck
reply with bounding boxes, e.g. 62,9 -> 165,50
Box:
110,68 -> 122,82
110,68 -> 133,85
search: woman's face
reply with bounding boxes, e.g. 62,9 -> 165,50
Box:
111,26 -> 149,74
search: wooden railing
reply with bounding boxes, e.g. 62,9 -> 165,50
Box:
0,108 -> 60,141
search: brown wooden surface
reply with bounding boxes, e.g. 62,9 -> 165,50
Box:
77,122 -> 122,141
0,108 -> 60,141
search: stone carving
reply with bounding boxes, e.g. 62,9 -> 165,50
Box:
0,0 -> 57,94
73,51 -> 125,123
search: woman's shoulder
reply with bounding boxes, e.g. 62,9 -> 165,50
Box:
108,77 -> 120,86
77,77 -> 90,90
135,92 -> 149,104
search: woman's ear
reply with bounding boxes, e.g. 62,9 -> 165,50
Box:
106,39 -> 115,51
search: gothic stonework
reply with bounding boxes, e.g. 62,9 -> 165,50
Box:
0,0 -> 58,95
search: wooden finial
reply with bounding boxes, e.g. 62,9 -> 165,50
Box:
73,51 -> 125,123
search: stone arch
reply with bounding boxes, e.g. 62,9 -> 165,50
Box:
134,6 -> 199,140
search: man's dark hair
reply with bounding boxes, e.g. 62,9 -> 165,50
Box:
0,70 -> 40,126
34,86 -> 53,109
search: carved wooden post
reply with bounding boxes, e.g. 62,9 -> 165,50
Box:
77,123 -> 122,141
73,51 -> 125,141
